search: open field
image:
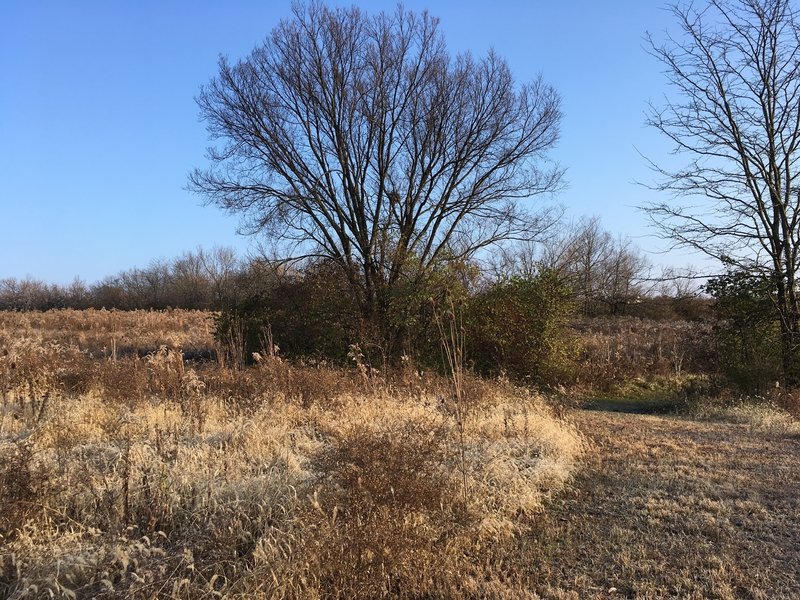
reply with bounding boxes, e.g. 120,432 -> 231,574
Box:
0,310 -> 582,599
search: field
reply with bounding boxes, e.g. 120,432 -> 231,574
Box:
1,309 -> 798,599
0,310 -> 582,599
524,408 -> 800,599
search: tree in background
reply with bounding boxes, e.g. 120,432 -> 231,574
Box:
190,3 -> 563,353
546,217 -> 650,315
199,246 -> 241,308
498,216 -> 650,316
645,0 -> 800,384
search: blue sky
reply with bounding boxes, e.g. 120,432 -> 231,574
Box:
1,1 -> 698,284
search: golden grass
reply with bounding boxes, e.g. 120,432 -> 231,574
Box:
0,309 -> 215,357
688,396 -> 800,437
0,309 -> 582,599
3,309 -> 798,597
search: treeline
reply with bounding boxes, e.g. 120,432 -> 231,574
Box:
497,216 -> 708,320
0,247 -> 248,311
2,225 -> 722,387
1,223 -> 707,319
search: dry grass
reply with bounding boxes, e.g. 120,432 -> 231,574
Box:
6,309 -> 794,598
0,309 -> 582,599
521,407 -> 800,599
571,317 -> 714,391
688,396 -> 800,437
0,309 -> 215,358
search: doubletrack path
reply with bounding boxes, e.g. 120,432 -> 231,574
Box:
523,407 -> 800,599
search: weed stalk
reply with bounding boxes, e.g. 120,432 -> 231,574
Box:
433,296 -> 469,505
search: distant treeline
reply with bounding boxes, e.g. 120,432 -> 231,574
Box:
1,247 -> 254,311
2,223 -> 710,321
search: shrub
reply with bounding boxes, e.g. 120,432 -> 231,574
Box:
215,260 -> 362,366
466,271 -> 575,384
706,270 -> 783,392
298,422 -> 463,597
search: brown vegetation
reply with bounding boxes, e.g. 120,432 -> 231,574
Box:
570,316 -> 714,392
0,309 -> 582,599
2,308 -> 795,598
522,408 -> 800,599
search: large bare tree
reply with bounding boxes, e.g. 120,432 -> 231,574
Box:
190,3 -> 562,327
645,0 -> 800,382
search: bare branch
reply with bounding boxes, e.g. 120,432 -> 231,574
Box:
644,0 -> 800,381
190,2 -> 562,318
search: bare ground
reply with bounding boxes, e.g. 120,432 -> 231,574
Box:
522,407 -> 800,600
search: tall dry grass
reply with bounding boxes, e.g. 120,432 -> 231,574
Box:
0,309 -> 214,359
570,316 -> 714,391
0,309 -> 582,599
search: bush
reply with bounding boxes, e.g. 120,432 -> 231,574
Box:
466,271 -> 575,384
215,261 -> 362,366
706,270 -> 783,392
214,257 -> 478,371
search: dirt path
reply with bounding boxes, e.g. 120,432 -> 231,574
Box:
522,408 -> 800,599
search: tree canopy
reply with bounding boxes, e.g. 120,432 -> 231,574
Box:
190,2 -> 563,328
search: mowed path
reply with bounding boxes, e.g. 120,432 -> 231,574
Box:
523,408 -> 800,599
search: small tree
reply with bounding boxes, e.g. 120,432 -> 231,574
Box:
706,269 -> 782,390
191,3 -> 562,352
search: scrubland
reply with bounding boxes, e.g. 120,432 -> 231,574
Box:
0,310 -> 582,599
3,309 -> 798,599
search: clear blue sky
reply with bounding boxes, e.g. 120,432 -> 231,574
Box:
1,0 -> 696,284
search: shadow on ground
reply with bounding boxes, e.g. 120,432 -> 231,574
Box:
582,396 -> 680,414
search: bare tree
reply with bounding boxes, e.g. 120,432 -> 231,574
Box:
119,259 -> 172,309
569,217 -> 615,314
199,246 -> 241,308
190,3 -> 562,329
171,251 -> 211,309
595,236 -> 651,315
645,0 -> 800,382
537,216 -> 649,315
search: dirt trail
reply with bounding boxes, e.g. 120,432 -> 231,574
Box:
523,408 -> 800,599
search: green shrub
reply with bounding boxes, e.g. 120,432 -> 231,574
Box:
215,260 -> 576,386
706,270 -> 782,392
466,271 -> 575,384
214,257 -> 478,370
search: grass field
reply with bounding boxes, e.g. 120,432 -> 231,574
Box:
0,310 -> 582,599
523,407 -> 800,599
1,309 -> 798,599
